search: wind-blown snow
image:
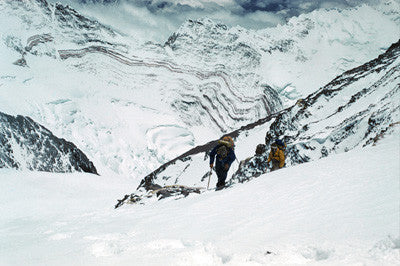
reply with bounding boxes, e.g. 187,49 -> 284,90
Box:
1,136 -> 398,265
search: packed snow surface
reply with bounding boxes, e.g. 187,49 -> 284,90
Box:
1,137 -> 399,265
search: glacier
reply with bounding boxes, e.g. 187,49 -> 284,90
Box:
1,0 -> 399,180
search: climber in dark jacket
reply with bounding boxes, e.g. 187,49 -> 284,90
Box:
209,136 -> 236,190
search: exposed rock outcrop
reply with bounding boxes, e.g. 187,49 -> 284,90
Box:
116,40 -> 400,207
0,112 -> 98,174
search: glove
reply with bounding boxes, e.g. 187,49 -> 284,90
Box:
210,164 -> 213,169
224,164 -> 229,170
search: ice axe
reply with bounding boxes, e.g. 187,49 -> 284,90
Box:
207,169 -> 213,190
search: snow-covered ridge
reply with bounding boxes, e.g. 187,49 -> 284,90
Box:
0,111 -> 98,173
166,2 -> 400,104
233,39 -> 400,183
2,0 -> 120,51
1,0 -> 399,180
117,39 -> 400,204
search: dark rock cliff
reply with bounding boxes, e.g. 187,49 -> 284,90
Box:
0,112 -> 98,174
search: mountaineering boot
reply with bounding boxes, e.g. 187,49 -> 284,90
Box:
215,185 -> 224,191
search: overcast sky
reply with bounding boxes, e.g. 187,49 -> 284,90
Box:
52,0 -> 381,43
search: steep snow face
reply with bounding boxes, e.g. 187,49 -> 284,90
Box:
265,41 -> 400,161
233,41 -> 400,183
167,2 -> 400,105
0,111 -> 97,174
1,137 -> 399,265
257,2 -> 400,103
1,0 -> 120,51
121,40 -> 400,198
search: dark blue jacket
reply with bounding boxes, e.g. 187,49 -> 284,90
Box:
209,144 -> 236,169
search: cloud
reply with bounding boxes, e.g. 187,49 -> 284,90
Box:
47,0 -> 381,43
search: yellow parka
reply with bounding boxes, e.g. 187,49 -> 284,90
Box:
267,148 -> 285,168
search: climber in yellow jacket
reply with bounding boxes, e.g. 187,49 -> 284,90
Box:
267,143 -> 285,171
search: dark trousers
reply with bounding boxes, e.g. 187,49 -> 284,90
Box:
215,164 -> 228,189
270,160 -> 280,171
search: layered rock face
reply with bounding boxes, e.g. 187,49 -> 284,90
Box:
1,0 -> 282,178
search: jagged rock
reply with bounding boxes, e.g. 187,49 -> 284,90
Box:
230,154 -> 269,184
165,18 -> 262,70
13,57 -> 27,67
54,2 -> 115,35
0,111 -> 98,174
116,40 -> 400,206
115,185 -> 203,207
233,40 -> 400,182
155,185 -> 202,200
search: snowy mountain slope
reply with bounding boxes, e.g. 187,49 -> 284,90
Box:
233,40 -> 400,183
118,39 -> 400,203
56,44 -> 281,133
1,0 -> 399,181
0,1 -> 398,265
257,1 -> 400,103
1,137 -> 398,265
1,0 -> 121,53
0,0 -> 281,179
0,111 -> 98,173
166,2 -> 400,105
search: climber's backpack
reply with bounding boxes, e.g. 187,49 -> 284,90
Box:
275,139 -> 287,152
255,144 -> 266,155
216,144 -> 228,159
218,139 -> 233,148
